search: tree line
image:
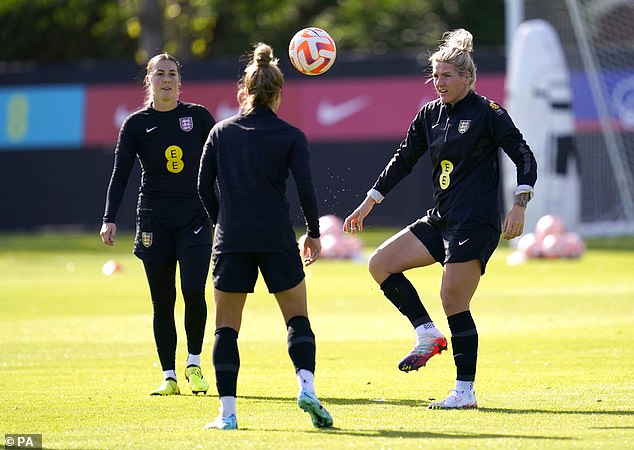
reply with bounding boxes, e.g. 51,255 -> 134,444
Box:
0,0 -> 505,64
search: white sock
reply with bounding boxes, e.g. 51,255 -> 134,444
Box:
219,396 -> 237,417
186,353 -> 201,367
163,369 -> 177,381
415,322 -> 441,340
297,369 -> 315,394
455,380 -> 474,394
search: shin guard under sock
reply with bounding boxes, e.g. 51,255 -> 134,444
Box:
213,327 -> 239,397
287,315 -> 316,373
380,273 -> 431,328
448,311 -> 478,382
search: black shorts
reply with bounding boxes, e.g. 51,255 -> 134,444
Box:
212,248 -> 305,293
408,218 -> 500,275
133,210 -> 212,262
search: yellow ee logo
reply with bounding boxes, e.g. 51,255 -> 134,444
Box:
165,145 -> 184,173
439,160 -> 453,189
6,94 -> 29,142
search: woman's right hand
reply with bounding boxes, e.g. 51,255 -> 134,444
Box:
100,222 -> 117,246
343,196 -> 376,234
301,235 -> 321,266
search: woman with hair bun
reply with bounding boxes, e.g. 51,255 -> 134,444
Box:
343,29 -> 537,409
198,43 -> 332,430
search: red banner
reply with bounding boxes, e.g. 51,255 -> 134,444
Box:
84,74 -> 505,148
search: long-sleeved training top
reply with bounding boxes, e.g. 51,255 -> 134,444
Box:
198,105 -> 320,254
370,90 -> 538,232
102,102 -> 215,222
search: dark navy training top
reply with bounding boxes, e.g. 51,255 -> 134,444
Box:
372,90 -> 537,232
198,105 -> 320,254
103,102 -> 215,222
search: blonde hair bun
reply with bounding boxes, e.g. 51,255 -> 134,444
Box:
441,29 -> 473,53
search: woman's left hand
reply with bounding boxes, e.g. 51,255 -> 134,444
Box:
502,205 -> 526,240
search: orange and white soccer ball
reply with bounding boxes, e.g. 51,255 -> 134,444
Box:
288,27 -> 336,76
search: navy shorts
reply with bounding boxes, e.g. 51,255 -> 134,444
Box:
133,210 -> 212,261
408,218 -> 500,275
212,248 -> 305,293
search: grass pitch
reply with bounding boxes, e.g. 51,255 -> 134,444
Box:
0,230 -> 633,449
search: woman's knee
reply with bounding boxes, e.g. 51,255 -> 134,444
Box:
367,248 -> 389,282
440,280 -> 476,315
182,290 -> 206,308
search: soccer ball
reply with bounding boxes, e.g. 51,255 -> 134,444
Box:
541,233 -> 565,258
561,232 -> 585,258
535,214 -> 565,242
318,214 -> 344,236
288,27 -> 336,76
516,232 -> 542,258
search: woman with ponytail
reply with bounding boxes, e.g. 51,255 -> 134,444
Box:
198,43 -> 332,430
344,29 -> 537,409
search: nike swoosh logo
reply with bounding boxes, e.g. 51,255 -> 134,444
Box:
146,126 -> 158,133
316,96 -> 370,126
114,104 -> 135,128
215,102 -> 240,121
458,239 -> 470,246
193,226 -> 203,234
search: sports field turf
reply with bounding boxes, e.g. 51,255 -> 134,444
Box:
1,230 -> 633,449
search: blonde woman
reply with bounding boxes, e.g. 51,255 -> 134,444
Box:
344,29 -> 537,409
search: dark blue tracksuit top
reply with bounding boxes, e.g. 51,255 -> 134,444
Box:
198,105 -> 320,254
372,90 -> 538,233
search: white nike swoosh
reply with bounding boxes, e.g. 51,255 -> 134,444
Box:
458,239 -> 470,246
215,102 -> 240,121
193,226 -> 203,234
114,104 -> 135,128
316,96 -> 370,126
146,126 -> 158,133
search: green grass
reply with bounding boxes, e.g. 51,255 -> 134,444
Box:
1,230 -> 633,449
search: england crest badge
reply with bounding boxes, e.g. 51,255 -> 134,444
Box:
179,117 -> 193,132
141,232 -> 153,248
458,120 -> 471,134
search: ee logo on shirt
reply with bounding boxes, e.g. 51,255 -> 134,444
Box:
165,145 -> 184,173
439,160 -> 453,190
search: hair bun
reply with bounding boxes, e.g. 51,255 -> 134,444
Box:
443,29 -> 473,53
254,43 -> 274,66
